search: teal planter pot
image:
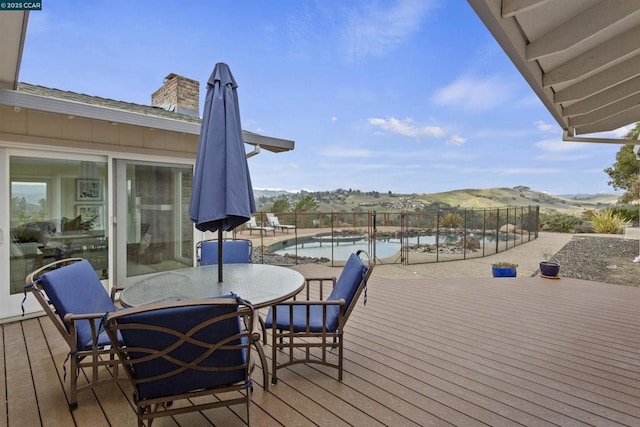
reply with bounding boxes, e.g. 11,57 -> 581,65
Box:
492,266 -> 517,277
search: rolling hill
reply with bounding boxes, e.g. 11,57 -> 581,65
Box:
254,186 -> 621,214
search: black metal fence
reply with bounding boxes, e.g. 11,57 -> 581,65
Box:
247,206 -> 539,266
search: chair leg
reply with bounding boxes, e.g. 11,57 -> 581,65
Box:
338,337 -> 344,381
271,331 -> 278,384
69,355 -> 78,410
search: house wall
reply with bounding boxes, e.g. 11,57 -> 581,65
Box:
0,105 -> 199,156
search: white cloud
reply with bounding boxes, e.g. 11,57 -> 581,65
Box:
343,0 -> 434,61
446,135 -> 466,146
331,116 -> 338,122
534,138 -> 585,152
433,74 -> 514,112
535,120 -> 554,132
318,146 -> 374,158
610,124 -> 635,138
368,117 -> 444,138
534,153 -> 592,162
318,162 -> 390,171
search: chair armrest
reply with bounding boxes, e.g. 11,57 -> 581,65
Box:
110,285 -> 125,302
299,276 -> 337,300
63,312 -> 109,322
276,299 -> 344,307
63,311 -> 112,349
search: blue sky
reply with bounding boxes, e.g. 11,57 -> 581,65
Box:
19,0 -> 629,195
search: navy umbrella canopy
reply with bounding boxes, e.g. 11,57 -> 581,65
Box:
189,63 -> 256,282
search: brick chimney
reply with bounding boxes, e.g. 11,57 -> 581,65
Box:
151,73 -> 199,117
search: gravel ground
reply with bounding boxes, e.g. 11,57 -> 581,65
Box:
550,236 -> 640,286
253,236 -> 640,287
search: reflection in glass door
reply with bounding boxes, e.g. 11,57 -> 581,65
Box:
119,161 -> 193,279
9,156 -> 108,295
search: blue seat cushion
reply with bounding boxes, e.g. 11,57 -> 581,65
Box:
38,259 -> 117,350
118,302 -> 247,400
265,253 -> 367,333
265,304 -> 340,332
200,240 -> 250,265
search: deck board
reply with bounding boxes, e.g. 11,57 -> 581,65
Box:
3,264 -> 640,426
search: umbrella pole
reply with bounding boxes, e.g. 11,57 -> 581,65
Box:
218,230 -> 223,282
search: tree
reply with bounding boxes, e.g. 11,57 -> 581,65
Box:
270,198 -> 290,213
604,122 -> 640,203
292,195 -> 318,212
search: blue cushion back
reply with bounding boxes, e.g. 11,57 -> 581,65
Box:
327,253 -> 368,309
38,259 -> 116,350
118,302 -> 246,400
200,240 -> 250,265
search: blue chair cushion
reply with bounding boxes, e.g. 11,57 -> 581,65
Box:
265,253 -> 367,333
38,259 -> 117,350
200,240 -> 250,265
118,302 -> 247,400
265,304 -> 340,332
327,253 -> 367,308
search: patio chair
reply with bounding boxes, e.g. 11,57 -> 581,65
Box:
265,250 -> 374,384
24,257 -> 124,410
195,237 -> 271,358
245,217 -> 275,236
196,238 -> 252,265
105,298 -> 255,426
266,213 -> 296,233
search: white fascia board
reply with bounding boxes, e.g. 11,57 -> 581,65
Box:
0,89 -> 294,152
0,88 -> 200,133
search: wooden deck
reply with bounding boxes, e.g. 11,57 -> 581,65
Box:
3,264 -> 640,426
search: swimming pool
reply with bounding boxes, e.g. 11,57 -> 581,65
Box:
270,233 -> 510,261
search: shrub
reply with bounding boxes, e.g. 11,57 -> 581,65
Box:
591,208 -> 631,234
491,261 -> 518,268
539,212 -> 584,233
440,212 -> 463,228
610,205 -> 640,223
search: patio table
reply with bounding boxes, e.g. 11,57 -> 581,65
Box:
119,263 -> 305,390
120,263 -> 304,309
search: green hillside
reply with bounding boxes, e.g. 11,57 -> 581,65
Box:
255,186 -> 620,214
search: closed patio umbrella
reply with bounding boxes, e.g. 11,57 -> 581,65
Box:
189,62 -> 256,282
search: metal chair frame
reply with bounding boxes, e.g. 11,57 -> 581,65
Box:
25,257 -> 124,410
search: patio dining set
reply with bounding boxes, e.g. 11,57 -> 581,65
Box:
22,242 -> 373,426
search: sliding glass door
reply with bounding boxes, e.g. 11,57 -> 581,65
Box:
1,150 -> 108,318
115,160 -> 193,286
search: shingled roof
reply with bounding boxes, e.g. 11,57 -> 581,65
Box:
18,82 -> 201,124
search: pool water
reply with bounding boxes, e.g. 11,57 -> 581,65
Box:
271,233 -> 508,261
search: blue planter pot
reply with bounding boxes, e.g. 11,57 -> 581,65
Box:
539,261 -> 560,278
492,266 -> 517,277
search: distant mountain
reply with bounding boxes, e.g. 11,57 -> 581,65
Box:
253,186 -> 621,214
254,188 -> 297,200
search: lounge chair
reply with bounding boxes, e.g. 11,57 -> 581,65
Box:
266,213 -> 296,233
105,298 -> 255,426
245,217 -> 275,235
265,250 -> 374,384
24,258 -> 124,410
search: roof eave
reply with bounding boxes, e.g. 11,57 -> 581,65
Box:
0,88 -> 294,152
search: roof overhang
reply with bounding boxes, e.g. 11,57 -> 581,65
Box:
468,0 -> 640,144
0,11 -> 29,90
0,88 -> 294,153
